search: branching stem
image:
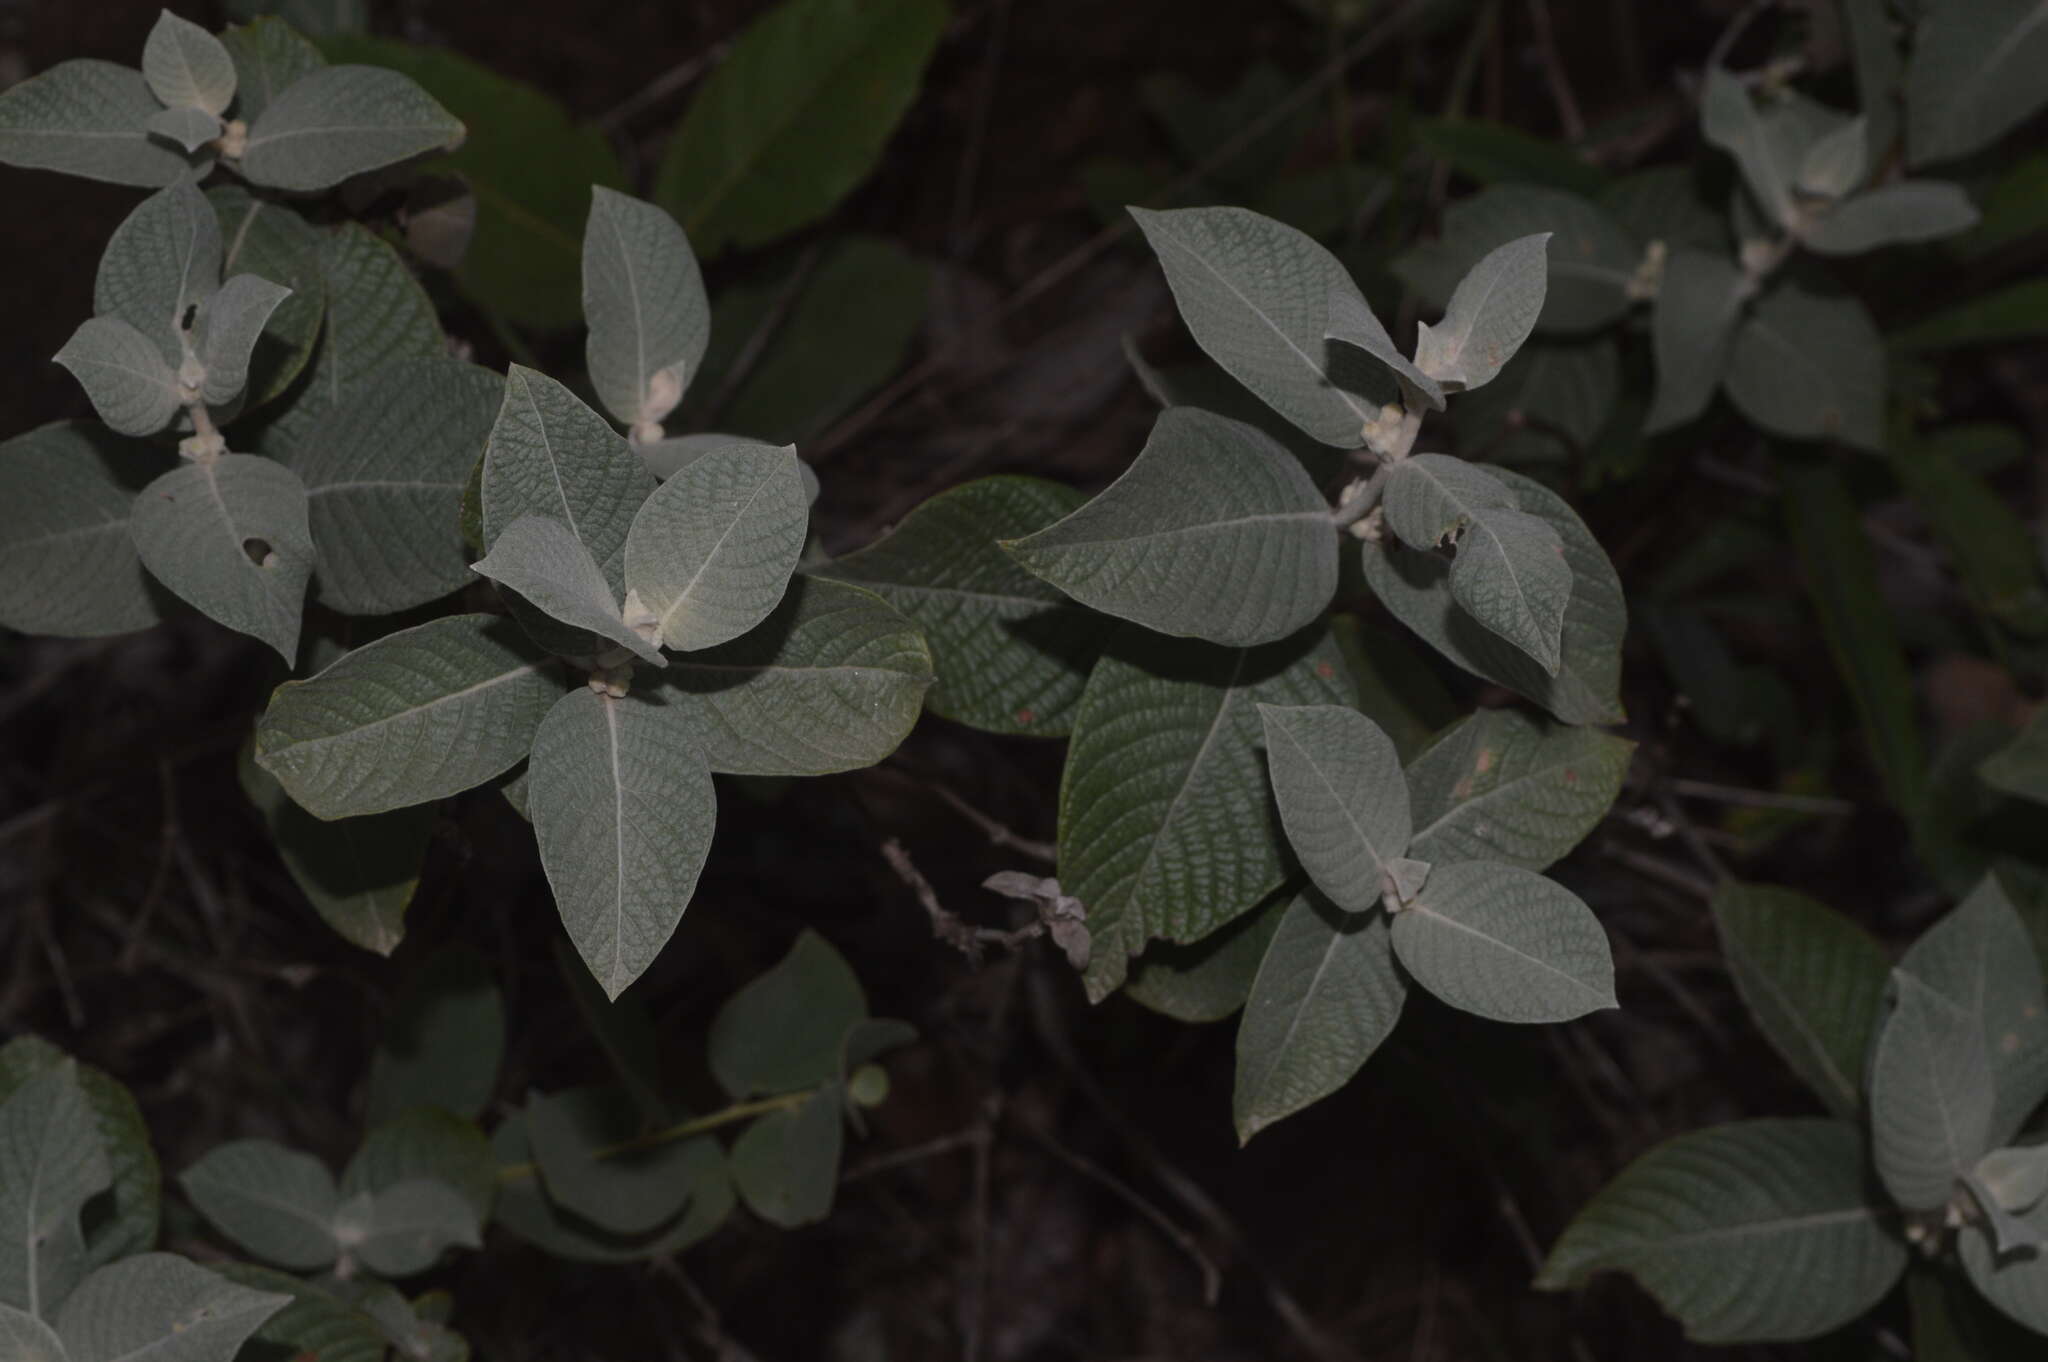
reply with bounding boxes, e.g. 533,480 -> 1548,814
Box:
495,1089 -> 813,1184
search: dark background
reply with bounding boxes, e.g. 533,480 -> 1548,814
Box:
3,1 -> 2043,1358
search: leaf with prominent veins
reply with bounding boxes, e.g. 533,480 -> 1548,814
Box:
1257,704 -> 1413,912
473,513 -> 663,666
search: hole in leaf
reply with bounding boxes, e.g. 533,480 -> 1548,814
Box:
181,303 -> 198,332
243,538 -> 276,568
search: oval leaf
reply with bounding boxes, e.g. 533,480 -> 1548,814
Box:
1871,970 -> 1996,1211
1390,861 -> 1614,1022
708,930 -> 867,1099
1725,282 -> 1885,452
54,1255 -> 288,1362
1406,709 -> 1632,871
0,420 -> 160,636
178,1139 -> 340,1271
53,317 -> 181,438
241,65 -> 463,192
143,11 -> 236,116
582,187 -> 709,427
1412,233 -> 1549,393
0,1063 -> 111,1318
473,513 -> 662,665
0,59 -> 211,187
130,454 -> 313,662
1644,247 -> 1745,434
1907,0 -> 2048,165
1257,704 -> 1411,912
728,1088 -> 843,1229
483,365 -> 654,590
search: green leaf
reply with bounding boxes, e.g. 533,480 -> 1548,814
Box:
1802,181 -> 1979,255
1975,1144 -> 2048,1215
1981,711 -> 2048,805
1538,1118 -> 1907,1342
96,176 -> 222,372
315,36 -> 626,328
289,358 -> 501,616
1778,458 -> 1924,814
52,318 -> 182,437
1361,467 -> 1623,725
729,1088 -> 843,1228
1413,116 -> 1610,196
0,59 -> 211,187
491,1113 -> 731,1262
709,931 -> 867,1099
1330,614 -> 1457,762
1597,165 -> 1728,254
529,687 -> 717,999
1702,66 -> 1794,227
1900,875 -> 2048,1145
815,475 -> 1105,737
143,11 -> 236,116
1131,205 -> 1390,447
483,365 -> 654,594
53,1255 -> 288,1362
582,188 -> 709,428
551,937 -> 666,1122
129,455 -> 313,662
0,422 -> 162,638
1906,0 -> 2048,166
1257,704 -> 1411,913
1451,337 -> 1618,467
1893,277 -> 2048,355
209,187 -> 324,409
1891,433 -> 2048,639
221,18 -> 326,124
1393,185 -> 1637,334
1644,246 -> 1744,433
0,1040 -> 159,1274
623,442 -> 808,652
178,1139 -> 340,1270
0,1063 -> 111,1318
1797,116 -> 1869,200
0,1307 -> 65,1362
1382,454 -> 1570,672
645,576 -> 931,776
1002,407 -> 1337,648
1124,893 -> 1288,1023
1060,623 -> 1354,1001
526,1087 -> 699,1235
194,273 -> 292,406
1232,892 -> 1404,1142
237,740 -> 427,954
253,613 -> 562,819
1712,881 -> 1889,1117
473,514 -> 663,666
1390,861 -> 1614,1022
1405,709 -> 1633,871
1959,1196 -> 2048,1337
218,1266 -> 388,1362
342,1111 -> 495,1234
1871,971 -> 1996,1210
1841,0 -> 1902,168
145,105 -> 222,154
332,1179 -> 479,1277
1413,233 -> 1549,393
366,948 -> 504,1125
653,0 -> 947,256
241,64 -> 463,192
1725,283 -> 1886,451
1322,286 -> 1445,410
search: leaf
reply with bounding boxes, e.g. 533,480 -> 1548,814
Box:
366,948 -> 504,1125
1802,181 -> 1980,255
1232,892 -> 1404,1141
1130,205 -> 1391,447
1257,704 -> 1411,912
52,318 -> 182,438
0,59 -> 211,187
1706,881 -> 1889,1118
653,0 -> 947,255
129,455 -> 313,662
1124,893 -> 1288,1023
1891,434 -> 2048,639
143,11 -> 236,116
1412,116 -> 1610,197
1412,234 -> 1549,393
1797,116 -> 1869,199
145,105 -> 222,154
1381,454 -> 1571,673
208,187 -> 324,409
1725,283 -> 1886,451
1976,1145 -> 2048,1215
709,931 -> 867,1099
315,35 -> 627,329
1405,709 -> 1633,872
491,1114 -> 731,1262
1003,407 -> 1337,648
1597,165 -> 1728,254
1322,286 -> 1445,410
473,514 -> 663,665
1361,467 -> 1623,725
1702,66 -> 1794,227
1900,875 -> 2048,1145
332,1180 -> 479,1277
194,274 -> 292,406
1959,1196 -> 2048,1336
237,741 -> 427,954
289,359 -> 501,616
526,1088 -> 700,1236
1893,277 -> 2048,355
1778,458 -> 1924,814
0,422 -> 162,638
178,1139 -> 340,1270
645,576 -> 932,776
0,1307 -> 64,1362
0,1040 -> 159,1274
53,1255 -> 288,1362
1644,247 -> 1745,433
221,18 -> 325,124
582,188 -> 709,428
96,176 -> 222,372
1906,0 -> 2048,166
623,443 -> 808,652
1451,337 -> 1619,466
483,365 -> 654,594
1392,185 -> 1637,334
1060,623 -> 1354,1001
1841,0 -> 1902,168
1981,711 -> 2048,805
1330,614 -> 1458,762
551,937 -> 666,1122
254,613 -> 562,819
341,1108 -> 496,1229
218,1267 -> 388,1362
0,1064 -> 111,1318
816,476 -> 1105,737
1538,1118 -> 1907,1342
728,1088 -> 843,1228
241,64 -> 463,192
529,687 -> 718,999
1871,970 -> 1997,1210
1390,861 -> 1614,1022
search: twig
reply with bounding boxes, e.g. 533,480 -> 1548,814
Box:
595,43 -> 729,134
841,1127 -> 984,1183
1653,786 -> 1731,885
1600,843 -> 1717,902
923,776 -> 1057,864
1523,0 -> 1586,142
697,243 -> 824,429
495,1091 -> 809,1183
966,1098 -> 998,1362
1667,777 -> 1853,815
1016,1119 -> 1222,1306
948,0 -> 1010,258
880,838 -> 1056,965
1707,0 -> 1777,71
